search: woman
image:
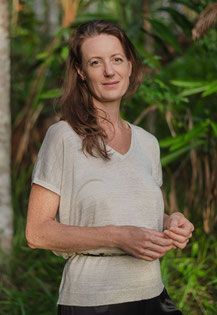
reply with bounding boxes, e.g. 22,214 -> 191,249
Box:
26,20 -> 194,315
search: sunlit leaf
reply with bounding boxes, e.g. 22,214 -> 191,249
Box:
60,47 -> 69,60
170,80 -> 205,88
161,140 -> 204,166
180,86 -> 207,97
39,89 -> 62,100
36,51 -> 49,61
202,81 -> 217,96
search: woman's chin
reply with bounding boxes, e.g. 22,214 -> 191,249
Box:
94,91 -> 127,103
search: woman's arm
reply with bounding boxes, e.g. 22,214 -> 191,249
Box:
26,184 -> 116,252
26,184 -> 173,260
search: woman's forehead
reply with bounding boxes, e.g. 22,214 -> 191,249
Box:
81,34 -> 125,60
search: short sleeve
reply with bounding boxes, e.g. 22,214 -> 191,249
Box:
152,137 -> 163,188
31,125 -> 64,195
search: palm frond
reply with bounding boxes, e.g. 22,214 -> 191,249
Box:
192,3 -> 217,40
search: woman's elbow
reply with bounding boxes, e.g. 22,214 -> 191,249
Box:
25,226 -> 41,249
26,241 -> 37,249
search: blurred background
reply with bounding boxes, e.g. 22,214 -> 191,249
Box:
0,0 -> 216,314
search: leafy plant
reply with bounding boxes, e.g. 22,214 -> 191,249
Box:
6,0 -> 217,314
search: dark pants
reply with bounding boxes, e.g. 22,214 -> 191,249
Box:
57,287 -> 183,315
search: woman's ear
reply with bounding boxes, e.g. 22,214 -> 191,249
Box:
75,66 -> 86,80
128,61 -> 132,77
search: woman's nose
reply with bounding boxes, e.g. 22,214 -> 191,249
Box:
103,61 -> 115,77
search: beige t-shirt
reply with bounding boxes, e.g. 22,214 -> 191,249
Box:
31,119 -> 165,306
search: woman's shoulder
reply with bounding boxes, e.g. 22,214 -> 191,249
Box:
45,119 -> 80,144
131,123 -> 159,146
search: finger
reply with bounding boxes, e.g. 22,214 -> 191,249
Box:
168,226 -> 192,237
140,249 -> 164,259
169,226 -> 192,238
190,223 -> 195,232
140,228 -> 174,244
142,228 -> 167,238
140,255 -> 154,261
128,252 -> 154,261
145,241 -> 174,254
172,239 -> 189,249
169,218 -> 180,228
178,221 -> 194,233
163,230 -> 187,243
151,235 -> 173,246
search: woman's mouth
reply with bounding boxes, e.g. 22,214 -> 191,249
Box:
102,81 -> 119,87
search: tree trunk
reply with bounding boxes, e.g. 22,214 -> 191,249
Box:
0,0 -> 13,252
33,0 -> 60,35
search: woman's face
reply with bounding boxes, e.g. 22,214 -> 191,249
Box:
78,34 -> 132,103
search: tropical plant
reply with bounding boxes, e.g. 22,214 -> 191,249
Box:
1,0 -> 216,314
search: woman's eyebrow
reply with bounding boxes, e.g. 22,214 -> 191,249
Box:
88,57 -> 101,61
87,53 -> 124,61
111,53 -> 124,57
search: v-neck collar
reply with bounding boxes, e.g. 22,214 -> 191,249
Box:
105,122 -> 135,161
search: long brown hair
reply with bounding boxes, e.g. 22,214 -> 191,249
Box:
58,19 -> 145,160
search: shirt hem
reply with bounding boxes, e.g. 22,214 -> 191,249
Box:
57,281 -> 164,307
31,178 -> 61,195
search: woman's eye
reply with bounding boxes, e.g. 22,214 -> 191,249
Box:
90,60 -> 100,66
114,58 -> 123,63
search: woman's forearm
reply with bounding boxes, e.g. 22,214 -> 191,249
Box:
26,215 -> 173,253
26,219 -> 118,252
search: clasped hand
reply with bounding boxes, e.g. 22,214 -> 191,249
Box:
119,212 -> 194,261
148,212 -> 194,260
163,212 -> 194,249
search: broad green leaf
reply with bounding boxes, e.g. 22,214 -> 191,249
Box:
159,137 -> 177,148
170,80 -> 205,88
160,122 -> 207,150
169,124 -> 207,151
36,51 -> 49,61
191,242 -> 199,257
180,86 -> 207,97
161,146 -> 189,166
39,89 -> 62,100
61,47 -> 69,60
155,79 -> 167,88
161,140 -> 204,166
202,81 -> 217,97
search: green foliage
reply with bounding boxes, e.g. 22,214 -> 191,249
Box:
1,218 -> 216,314
171,80 -> 217,97
7,0 -> 217,314
0,238 -> 64,314
148,18 -> 182,52
158,6 -> 193,36
161,230 -> 217,315
160,119 -> 216,165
